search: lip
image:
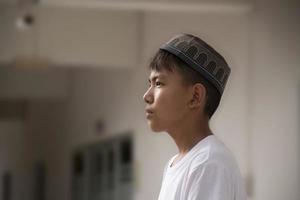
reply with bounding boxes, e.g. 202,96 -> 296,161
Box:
145,108 -> 154,119
145,108 -> 154,114
146,113 -> 153,119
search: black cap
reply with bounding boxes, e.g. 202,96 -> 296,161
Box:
160,34 -> 230,95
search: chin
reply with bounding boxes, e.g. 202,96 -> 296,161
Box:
148,122 -> 164,132
151,127 -> 163,132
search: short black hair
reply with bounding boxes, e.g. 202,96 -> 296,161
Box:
149,49 -> 221,119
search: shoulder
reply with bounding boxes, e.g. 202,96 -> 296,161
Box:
184,136 -> 247,199
189,136 -> 237,174
186,140 -> 237,192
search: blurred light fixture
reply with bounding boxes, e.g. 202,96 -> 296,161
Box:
15,0 -> 39,31
15,13 -> 35,30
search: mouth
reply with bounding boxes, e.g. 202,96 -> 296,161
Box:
145,108 -> 154,119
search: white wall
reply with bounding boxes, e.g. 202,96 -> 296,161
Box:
0,5 -> 140,68
36,7 -> 140,67
0,67 -> 69,99
251,0 -> 300,200
0,5 -> 18,62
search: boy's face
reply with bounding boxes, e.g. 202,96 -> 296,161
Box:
143,68 -> 192,132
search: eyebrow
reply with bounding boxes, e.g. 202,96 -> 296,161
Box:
148,74 -> 166,83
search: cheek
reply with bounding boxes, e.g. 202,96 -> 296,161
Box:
156,90 -> 188,118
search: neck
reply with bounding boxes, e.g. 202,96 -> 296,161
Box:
167,115 -> 212,155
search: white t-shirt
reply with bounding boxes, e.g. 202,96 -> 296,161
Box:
158,135 -> 247,200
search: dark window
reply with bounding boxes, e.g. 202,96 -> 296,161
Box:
73,152 -> 84,176
2,171 -> 12,200
120,139 -> 132,164
34,162 -> 46,200
108,149 -> 115,189
95,153 -> 103,175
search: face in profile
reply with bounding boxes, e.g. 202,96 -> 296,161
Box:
143,69 -> 192,132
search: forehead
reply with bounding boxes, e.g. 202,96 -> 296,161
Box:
150,69 -> 187,85
149,67 -> 181,79
149,70 -> 168,79
148,70 -> 178,84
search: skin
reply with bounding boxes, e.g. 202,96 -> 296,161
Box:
143,68 -> 212,166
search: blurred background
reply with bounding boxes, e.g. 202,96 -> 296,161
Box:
0,0 -> 299,200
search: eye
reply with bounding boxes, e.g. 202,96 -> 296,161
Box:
155,81 -> 163,87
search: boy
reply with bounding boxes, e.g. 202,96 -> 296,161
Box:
143,34 -> 247,200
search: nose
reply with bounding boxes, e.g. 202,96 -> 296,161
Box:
143,87 -> 153,104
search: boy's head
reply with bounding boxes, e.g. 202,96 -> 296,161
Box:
143,34 -> 230,131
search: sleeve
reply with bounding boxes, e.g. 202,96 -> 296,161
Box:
185,162 -> 233,200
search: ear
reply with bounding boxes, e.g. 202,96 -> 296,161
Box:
188,83 -> 206,109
